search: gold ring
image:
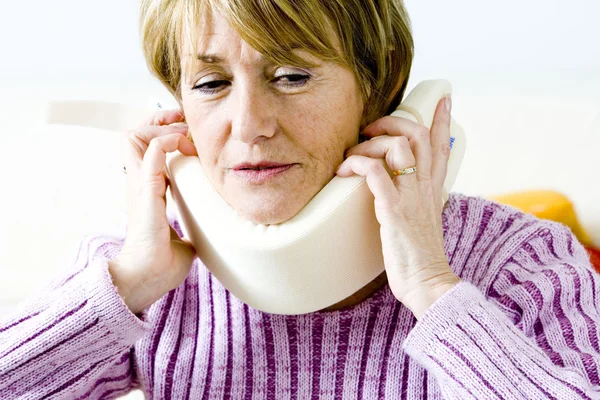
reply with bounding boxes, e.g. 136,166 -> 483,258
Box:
392,166 -> 417,176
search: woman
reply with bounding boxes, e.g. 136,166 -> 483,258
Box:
1,0 -> 599,398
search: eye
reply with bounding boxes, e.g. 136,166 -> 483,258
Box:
191,72 -> 311,94
192,79 -> 230,94
274,73 -> 310,88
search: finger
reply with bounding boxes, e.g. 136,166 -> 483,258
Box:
140,108 -> 186,128
339,137 -> 418,190
361,116 -> 432,180
430,96 -> 452,194
134,134 -> 191,200
345,135 -> 416,175
122,125 -> 196,174
387,136 -> 418,192
336,155 -> 399,205
129,124 -> 189,151
141,133 -> 191,180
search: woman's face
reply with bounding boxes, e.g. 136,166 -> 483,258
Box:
180,12 -> 364,224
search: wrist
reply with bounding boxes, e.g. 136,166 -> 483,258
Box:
108,259 -> 160,316
400,273 -> 461,320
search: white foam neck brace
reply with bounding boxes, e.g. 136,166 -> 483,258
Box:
46,79 -> 466,315
165,80 -> 465,314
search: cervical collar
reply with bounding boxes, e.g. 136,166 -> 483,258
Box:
47,79 -> 466,315
165,80 -> 465,314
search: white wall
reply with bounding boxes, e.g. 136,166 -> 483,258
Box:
407,0 -> 600,91
1,0 -> 599,88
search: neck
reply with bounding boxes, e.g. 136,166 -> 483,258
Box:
320,271 -> 389,312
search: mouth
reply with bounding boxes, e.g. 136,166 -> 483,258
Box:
231,162 -> 296,183
233,162 -> 292,171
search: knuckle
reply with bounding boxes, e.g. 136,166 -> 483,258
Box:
149,110 -> 165,126
438,142 -> 451,158
152,133 -> 178,149
393,136 -> 410,149
415,126 -> 430,140
147,136 -> 164,150
370,116 -> 391,132
158,126 -> 177,138
381,116 -> 395,125
367,160 -> 386,175
139,111 -> 160,128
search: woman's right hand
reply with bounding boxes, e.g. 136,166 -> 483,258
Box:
109,109 -> 198,315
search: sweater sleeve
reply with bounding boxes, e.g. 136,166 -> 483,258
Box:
403,222 -> 600,399
0,234 -> 154,399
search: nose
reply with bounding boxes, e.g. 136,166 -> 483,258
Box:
229,81 -> 277,144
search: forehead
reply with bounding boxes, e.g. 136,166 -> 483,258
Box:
178,5 -> 344,78
180,11 -> 237,59
180,10 -> 273,75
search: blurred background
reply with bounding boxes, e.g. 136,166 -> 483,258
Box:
0,0 -> 599,397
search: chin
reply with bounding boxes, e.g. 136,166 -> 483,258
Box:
233,196 -> 306,225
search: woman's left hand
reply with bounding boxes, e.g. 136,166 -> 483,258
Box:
336,96 -> 461,319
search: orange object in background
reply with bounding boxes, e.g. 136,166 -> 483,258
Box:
587,246 -> 600,271
490,190 -> 600,273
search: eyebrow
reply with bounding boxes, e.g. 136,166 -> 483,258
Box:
195,54 -> 226,64
193,44 -> 303,64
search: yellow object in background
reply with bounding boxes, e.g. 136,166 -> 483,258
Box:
490,190 -> 592,246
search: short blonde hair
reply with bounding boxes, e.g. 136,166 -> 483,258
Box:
139,0 -> 414,126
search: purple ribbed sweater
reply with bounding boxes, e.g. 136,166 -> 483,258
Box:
1,192 -> 599,399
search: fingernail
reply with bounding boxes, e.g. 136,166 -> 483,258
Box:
445,95 -> 452,114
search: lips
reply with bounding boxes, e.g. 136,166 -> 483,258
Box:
233,162 -> 290,171
231,162 -> 296,183
241,166 -> 278,170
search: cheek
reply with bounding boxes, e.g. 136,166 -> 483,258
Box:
182,100 -> 225,163
290,101 -> 359,174
310,93 -> 362,154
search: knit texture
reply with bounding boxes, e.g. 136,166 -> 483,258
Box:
1,192 -> 599,399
